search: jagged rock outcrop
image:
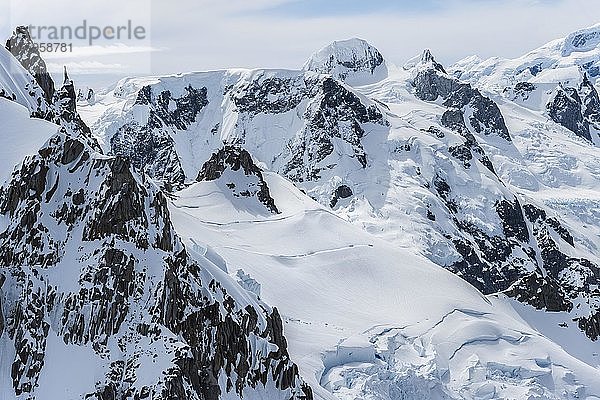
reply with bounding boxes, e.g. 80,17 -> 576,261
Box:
0,130 -> 312,399
543,73 -> 600,141
282,76 -> 387,181
4,26 -> 95,144
580,74 -> 600,126
547,85 -> 592,141
5,26 -> 54,103
56,67 -> 94,138
77,87 -> 95,103
330,184 -> 353,208
198,145 -> 279,214
110,84 -> 208,187
93,40 -> 600,342
413,50 -> 511,141
103,71 -> 387,188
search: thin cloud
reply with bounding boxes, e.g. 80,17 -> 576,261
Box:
47,60 -> 126,74
42,44 -> 162,59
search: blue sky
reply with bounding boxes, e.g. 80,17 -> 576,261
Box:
255,0 -> 561,17
1,0 -> 597,87
259,0 -> 447,17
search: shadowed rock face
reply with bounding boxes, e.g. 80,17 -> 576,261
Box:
108,72 -> 388,188
283,76 -> 388,182
198,145 -> 280,214
94,43 -> 600,341
543,75 -> 600,142
547,86 -> 592,141
0,131 -> 312,399
581,75 -> 600,125
436,166 -> 600,330
411,52 -> 600,333
413,50 -> 511,142
110,84 -> 209,188
330,185 -> 353,208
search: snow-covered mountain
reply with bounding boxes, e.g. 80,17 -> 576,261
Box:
0,28 -> 312,400
85,26 -> 600,345
2,23 -> 600,400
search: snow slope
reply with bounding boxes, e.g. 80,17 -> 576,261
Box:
85,44 -> 600,338
0,98 -> 58,185
169,169 -> 600,400
0,44 -> 49,114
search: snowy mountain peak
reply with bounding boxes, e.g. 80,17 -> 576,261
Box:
421,48 -> 435,63
562,23 -> 600,56
303,38 -> 388,85
419,49 -> 447,75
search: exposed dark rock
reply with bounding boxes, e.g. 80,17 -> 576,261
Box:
580,73 -> 600,127
198,145 -> 279,214
422,126 -> 445,138
83,156 -> 149,244
111,85 -> 208,187
5,26 -> 54,103
77,87 -> 95,103
515,81 -> 536,93
420,49 -> 446,73
441,191 -> 600,333
5,26 -> 96,148
330,184 -> 353,207
505,273 -> 573,312
497,198 -> 529,243
547,85 -> 592,141
283,77 -> 387,181
413,69 -> 460,102
414,50 -> 511,141
433,174 -> 458,214
232,74 -> 309,114
441,109 -> 468,134
426,208 -> 436,221
576,311 -> 600,341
